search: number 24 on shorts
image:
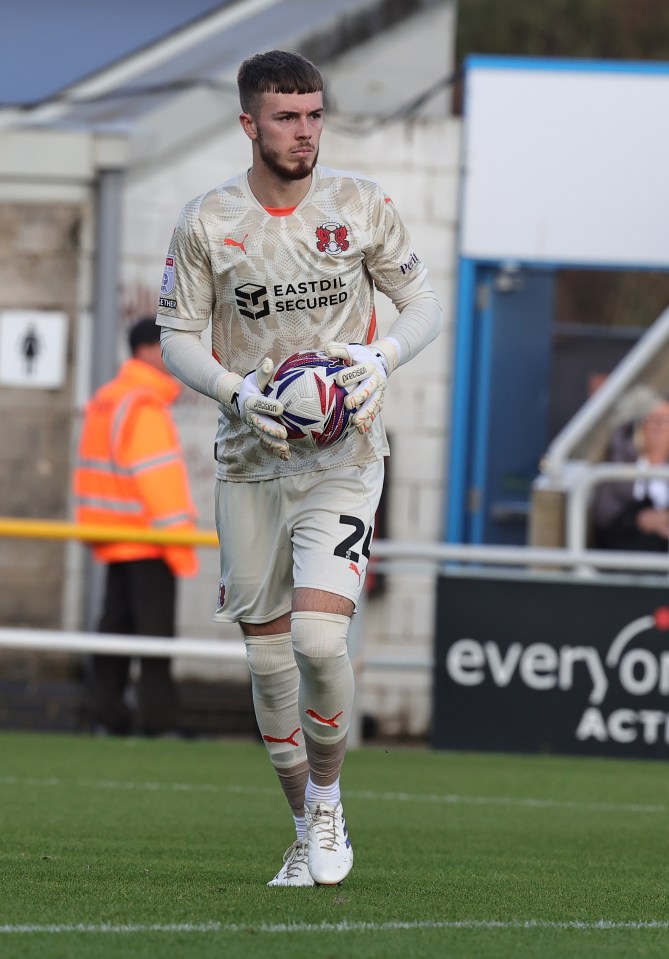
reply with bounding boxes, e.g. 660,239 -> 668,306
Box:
334,514 -> 372,563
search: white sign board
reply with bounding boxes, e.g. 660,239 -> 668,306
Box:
461,57 -> 669,267
0,310 -> 68,388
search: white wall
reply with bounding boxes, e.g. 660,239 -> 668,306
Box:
121,109 -> 461,734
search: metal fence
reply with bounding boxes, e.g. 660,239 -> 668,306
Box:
2,515 -> 668,744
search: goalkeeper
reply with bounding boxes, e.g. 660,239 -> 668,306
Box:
156,49 -> 442,887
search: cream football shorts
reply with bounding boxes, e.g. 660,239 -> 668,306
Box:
213,460 -> 384,625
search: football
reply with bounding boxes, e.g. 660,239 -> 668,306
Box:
263,350 -> 355,450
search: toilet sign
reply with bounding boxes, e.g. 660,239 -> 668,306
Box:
0,310 -> 68,388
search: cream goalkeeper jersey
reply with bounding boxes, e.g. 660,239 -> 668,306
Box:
157,164 -> 429,482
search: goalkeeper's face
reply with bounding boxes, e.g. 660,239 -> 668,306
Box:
247,91 -> 323,182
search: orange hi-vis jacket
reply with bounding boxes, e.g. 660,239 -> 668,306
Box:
74,358 -> 199,577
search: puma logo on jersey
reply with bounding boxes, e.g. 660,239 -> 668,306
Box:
305,708 -> 344,728
224,233 -> 249,254
263,726 -> 301,747
349,562 -> 362,583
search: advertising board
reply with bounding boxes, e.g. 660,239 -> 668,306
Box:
433,570 -> 669,758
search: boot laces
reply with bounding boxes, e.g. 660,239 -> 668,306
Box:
283,840 -> 308,878
311,804 -> 340,851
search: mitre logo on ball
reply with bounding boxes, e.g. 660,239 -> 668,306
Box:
263,350 -> 355,450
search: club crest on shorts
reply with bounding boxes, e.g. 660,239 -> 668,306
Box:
160,256 -> 175,295
315,221 -> 349,255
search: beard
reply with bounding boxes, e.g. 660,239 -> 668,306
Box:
256,131 -> 319,181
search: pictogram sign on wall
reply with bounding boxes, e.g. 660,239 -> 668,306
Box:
0,310 -> 68,389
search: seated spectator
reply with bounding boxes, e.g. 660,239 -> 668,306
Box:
593,387 -> 669,551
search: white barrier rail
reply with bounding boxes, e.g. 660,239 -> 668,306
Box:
0,629 -> 247,661
0,626 -> 430,670
371,540 -> 669,573
566,463 -> 669,554
540,304 -> 669,477
2,541 -> 667,664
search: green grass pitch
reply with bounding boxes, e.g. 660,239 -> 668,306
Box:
1,731 -> 669,958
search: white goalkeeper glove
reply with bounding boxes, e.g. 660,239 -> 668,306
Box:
326,339 -> 400,433
217,358 -> 290,460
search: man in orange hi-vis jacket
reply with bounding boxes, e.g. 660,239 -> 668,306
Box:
74,317 -> 199,736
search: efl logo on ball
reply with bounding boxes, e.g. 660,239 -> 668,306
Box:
264,350 -> 355,450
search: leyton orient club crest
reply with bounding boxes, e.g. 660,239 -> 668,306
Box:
316,221 -> 349,255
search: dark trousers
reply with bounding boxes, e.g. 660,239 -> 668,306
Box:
90,558 -> 178,735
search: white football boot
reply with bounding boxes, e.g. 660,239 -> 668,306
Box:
267,839 -> 315,887
305,801 -> 354,885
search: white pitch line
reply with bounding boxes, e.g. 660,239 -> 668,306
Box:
346,789 -> 665,815
0,776 -> 664,815
3,919 -> 669,934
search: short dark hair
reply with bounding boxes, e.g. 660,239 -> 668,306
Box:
128,317 -> 160,354
237,49 -> 323,116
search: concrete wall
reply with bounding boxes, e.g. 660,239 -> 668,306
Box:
324,119 -> 459,737
0,202 -> 84,627
119,112 -> 461,736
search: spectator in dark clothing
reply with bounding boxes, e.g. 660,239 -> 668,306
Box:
593,387 -> 669,552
